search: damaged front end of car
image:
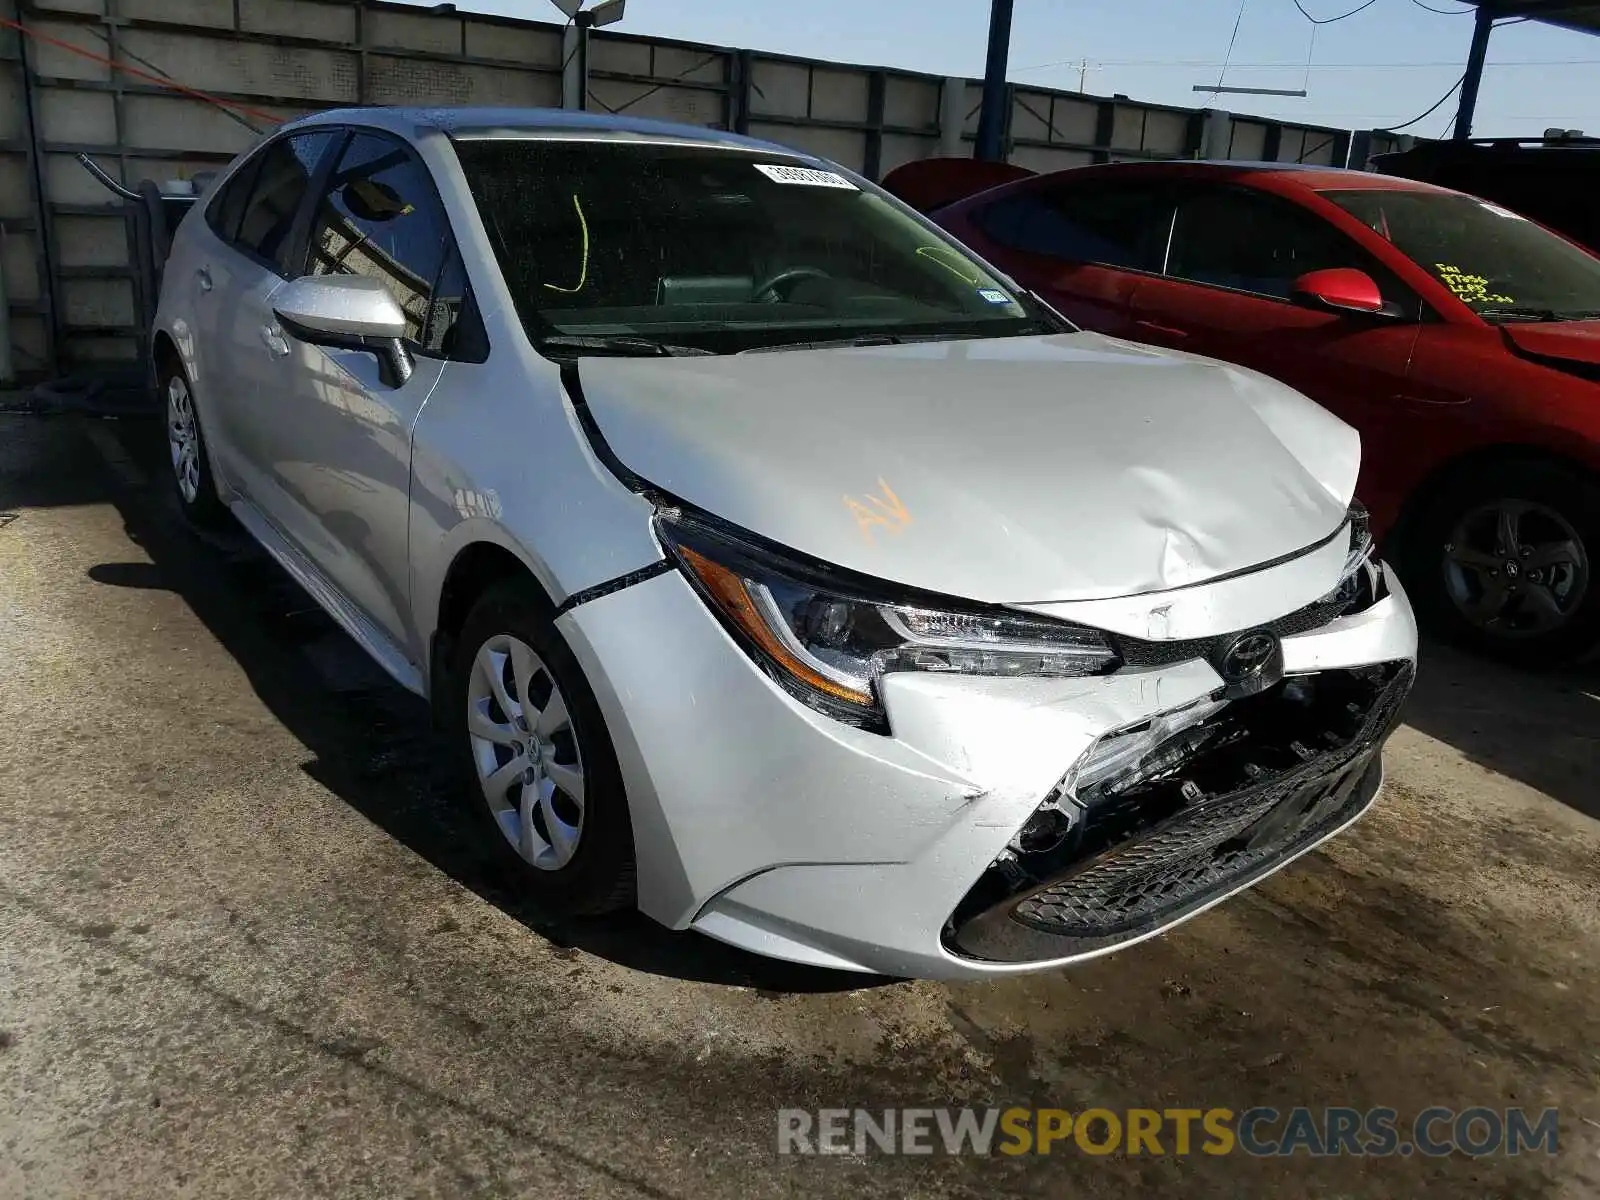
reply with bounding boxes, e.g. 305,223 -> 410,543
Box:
946,519 -> 1415,966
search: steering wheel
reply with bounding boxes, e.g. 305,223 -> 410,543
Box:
753,266 -> 831,303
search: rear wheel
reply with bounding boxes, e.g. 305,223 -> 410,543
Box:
448,581 -> 636,915
1404,460 -> 1600,665
162,364 -> 228,528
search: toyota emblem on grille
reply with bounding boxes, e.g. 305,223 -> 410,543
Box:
1220,631 -> 1279,682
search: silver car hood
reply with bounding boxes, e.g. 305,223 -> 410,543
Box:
577,333 -> 1360,604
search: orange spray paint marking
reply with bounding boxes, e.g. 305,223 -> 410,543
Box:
845,478 -> 913,543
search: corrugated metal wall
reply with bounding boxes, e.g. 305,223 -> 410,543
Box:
0,0 -> 1396,380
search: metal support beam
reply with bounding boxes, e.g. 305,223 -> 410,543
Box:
974,0 -> 1014,161
14,6 -> 60,375
1454,5 -> 1494,140
863,70 -> 886,181
726,49 -> 752,135
938,77 -> 965,157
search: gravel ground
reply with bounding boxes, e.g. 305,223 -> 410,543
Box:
1,412 -> 1597,1199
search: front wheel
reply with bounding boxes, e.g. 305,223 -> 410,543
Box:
1404,460 -> 1600,665
448,581 -> 636,915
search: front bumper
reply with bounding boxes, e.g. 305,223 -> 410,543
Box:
949,660 -> 1409,964
557,561 -> 1417,981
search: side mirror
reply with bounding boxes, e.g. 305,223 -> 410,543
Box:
1291,268 -> 1390,317
272,274 -> 414,387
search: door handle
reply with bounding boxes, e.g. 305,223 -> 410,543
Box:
260,324 -> 290,357
1134,318 -> 1189,339
195,266 -> 213,293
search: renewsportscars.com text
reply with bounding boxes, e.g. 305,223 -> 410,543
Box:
777,1106 -> 1560,1158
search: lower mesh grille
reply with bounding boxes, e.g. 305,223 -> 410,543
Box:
949,661 -> 1412,963
1013,750 -> 1374,940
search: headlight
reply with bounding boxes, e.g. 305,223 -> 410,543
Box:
656,511 -> 1119,728
1330,502 -> 1381,611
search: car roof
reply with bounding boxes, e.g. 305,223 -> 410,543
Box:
280,106 -> 804,157
1021,159 -> 1458,195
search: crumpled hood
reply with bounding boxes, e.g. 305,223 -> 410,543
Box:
1502,319 -> 1600,368
576,333 -> 1359,603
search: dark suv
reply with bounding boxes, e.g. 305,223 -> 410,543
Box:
1372,136 -> 1600,252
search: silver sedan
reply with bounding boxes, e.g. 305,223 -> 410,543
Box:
153,107 -> 1417,979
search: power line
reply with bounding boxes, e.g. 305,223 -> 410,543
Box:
0,14 -> 281,125
1016,57 -> 1600,72
1292,0 -> 1381,23
1408,0 -> 1474,14
1378,72 -> 1466,131
1203,0 -> 1252,97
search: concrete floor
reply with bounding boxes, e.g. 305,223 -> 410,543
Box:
1,412 -> 1597,1199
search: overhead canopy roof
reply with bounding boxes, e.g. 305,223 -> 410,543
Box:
1462,0 -> 1600,37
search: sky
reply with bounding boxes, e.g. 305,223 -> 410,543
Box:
419,0 -> 1599,139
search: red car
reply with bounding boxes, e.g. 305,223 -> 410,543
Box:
910,160 -> 1600,663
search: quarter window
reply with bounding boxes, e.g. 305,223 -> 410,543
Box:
205,159 -> 259,244
307,132 -> 450,350
233,131 -> 337,275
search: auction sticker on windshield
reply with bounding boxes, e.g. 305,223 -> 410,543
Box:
754,164 -> 859,189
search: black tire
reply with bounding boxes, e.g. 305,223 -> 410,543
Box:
159,360 -> 229,529
1402,458 -> 1600,666
448,579 -> 636,915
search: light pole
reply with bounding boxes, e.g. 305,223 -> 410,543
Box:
550,0 -> 627,112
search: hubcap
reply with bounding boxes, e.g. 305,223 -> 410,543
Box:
466,634 -> 585,871
165,376 -> 200,504
1443,499 -> 1590,639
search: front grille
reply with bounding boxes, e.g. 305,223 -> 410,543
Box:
947,661 -> 1412,964
1113,564 -> 1378,669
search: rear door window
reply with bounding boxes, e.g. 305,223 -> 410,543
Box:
233,130 -> 338,276
973,182 -> 1173,272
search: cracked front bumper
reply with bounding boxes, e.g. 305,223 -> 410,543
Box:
948,661 -> 1411,964
557,560 -> 1417,981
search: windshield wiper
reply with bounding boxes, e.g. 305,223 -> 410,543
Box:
1477,306 -> 1563,323
741,333 -> 906,354
534,334 -> 717,358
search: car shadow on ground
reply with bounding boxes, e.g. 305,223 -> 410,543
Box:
67,415 -> 1597,992
1400,639 -> 1600,823
76,414 -> 888,996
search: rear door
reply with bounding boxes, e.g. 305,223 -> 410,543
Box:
203,129 -> 341,509
1127,182 -> 1423,497
180,155 -> 259,480
958,178 -> 1174,336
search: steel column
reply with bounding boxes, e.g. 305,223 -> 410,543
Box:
974,0 -> 1014,161
1453,5 -> 1494,140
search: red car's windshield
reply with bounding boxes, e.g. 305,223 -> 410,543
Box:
1321,188 -> 1600,324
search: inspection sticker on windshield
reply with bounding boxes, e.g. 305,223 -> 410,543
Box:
977,288 -> 1012,305
754,164 -> 859,190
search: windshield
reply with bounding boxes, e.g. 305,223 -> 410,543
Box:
453,138 -> 1048,354
1321,188 -> 1600,323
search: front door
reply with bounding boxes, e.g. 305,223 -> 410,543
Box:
262,130 -> 461,650
1128,183 -> 1423,505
